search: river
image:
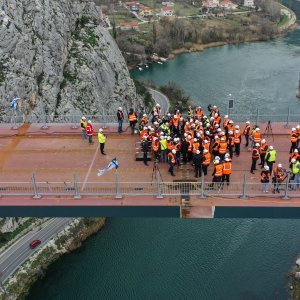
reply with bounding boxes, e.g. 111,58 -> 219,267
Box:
27,1 -> 300,299
132,0 -> 300,116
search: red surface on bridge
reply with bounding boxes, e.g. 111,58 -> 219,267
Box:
0,122 -> 298,217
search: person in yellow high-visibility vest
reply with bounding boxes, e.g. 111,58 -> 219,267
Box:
98,128 -> 107,155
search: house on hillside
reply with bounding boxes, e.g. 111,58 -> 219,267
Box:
139,7 -> 153,17
119,21 -> 139,30
219,0 -> 238,9
125,1 -> 140,11
202,0 -> 219,8
244,0 -> 254,7
160,6 -> 174,16
162,1 -> 175,6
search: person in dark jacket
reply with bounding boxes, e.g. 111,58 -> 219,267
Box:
141,136 -> 149,166
193,150 -> 202,178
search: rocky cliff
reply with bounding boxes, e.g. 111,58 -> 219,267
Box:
0,218 -> 27,233
0,0 -> 139,121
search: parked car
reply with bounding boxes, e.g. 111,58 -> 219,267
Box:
30,239 -> 41,249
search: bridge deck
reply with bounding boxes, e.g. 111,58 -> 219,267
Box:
0,122 -> 298,218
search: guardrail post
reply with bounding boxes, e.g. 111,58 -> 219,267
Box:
115,171 -> 122,199
41,114 -> 49,129
239,174 -> 248,199
71,112 -> 78,129
200,171 -> 206,199
11,115 -> 18,130
255,108 -> 259,127
282,173 -> 290,200
285,106 -> 290,128
102,108 -> 107,129
156,171 -> 163,199
32,173 -> 41,199
73,174 -> 81,199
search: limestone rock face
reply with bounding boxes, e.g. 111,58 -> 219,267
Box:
0,218 -> 28,233
0,0 -> 139,121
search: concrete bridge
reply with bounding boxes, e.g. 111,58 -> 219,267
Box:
0,121 -> 300,218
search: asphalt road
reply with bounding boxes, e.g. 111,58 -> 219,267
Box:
148,88 -> 170,115
0,218 -> 72,285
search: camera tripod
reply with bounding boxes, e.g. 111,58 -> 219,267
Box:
264,120 -> 274,141
151,159 -> 164,184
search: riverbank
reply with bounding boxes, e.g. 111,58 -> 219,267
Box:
0,218 -> 105,300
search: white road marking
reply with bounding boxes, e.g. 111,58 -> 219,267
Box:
81,144 -> 99,191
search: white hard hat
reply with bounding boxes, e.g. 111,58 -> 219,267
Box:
203,115 -> 207,118
214,113 -> 218,117
203,149 -> 208,153
184,133 -> 188,137
196,133 -> 200,137
143,136 -> 147,139
154,121 -> 158,125
194,138 -> 197,142
156,103 -> 160,107
229,120 -> 233,124
255,143 -> 260,147
235,125 -> 239,129
297,125 -> 300,129
215,156 -> 220,160
82,116 -> 86,120
196,150 -> 200,154
235,130 -> 239,134
246,121 -> 250,124
88,120 -> 92,124
205,131 -> 210,135
118,107 -> 122,110
228,131 -> 233,134
214,136 -> 219,139
224,115 -> 228,118
214,160 -> 220,164
295,149 -> 299,153
213,105 -> 217,108
261,139 -> 266,143
186,121 -> 189,125
278,163 -> 282,168
292,128 -> 296,131
256,128 -> 260,131
225,158 -> 230,162
143,114 -> 147,117
217,128 -> 222,132
190,119 -> 194,123
269,146 -> 273,150
167,136 -> 171,140
264,165 -> 269,170
204,139 -> 208,143
221,138 -> 225,141
225,153 -> 230,158
180,117 -> 183,121
291,158 -> 296,163
210,117 -> 214,120
143,126 -> 147,130
172,149 -> 176,154
98,128 -> 103,132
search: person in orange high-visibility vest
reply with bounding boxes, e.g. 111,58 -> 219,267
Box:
296,125 -> 300,148
234,129 -> 241,157
218,137 -> 227,160
290,128 -> 298,153
167,149 -> 176,176
243,121 -> 251,147
259,139 -> 268,168
222,157 -> 232,186
252,127 -> 261,145
152,137 -> 160,161
272,163 -> 285,194
212,136 -> 220,157
128,108 -> 138,135
250,143 -> 260,174
202,149 -> 210,176
192,138 -> 200,155
289,149 -> 299,166
211,159 -> 223,188
227,131 -> 234,159
261,165 -> 271,193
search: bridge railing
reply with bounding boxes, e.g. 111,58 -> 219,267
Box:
0,179 -> 298,200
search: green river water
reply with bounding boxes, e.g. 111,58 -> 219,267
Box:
27,1 -> 300,299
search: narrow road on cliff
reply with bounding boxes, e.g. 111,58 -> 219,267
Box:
0,218 -> 72,285
148,88 -> 170,114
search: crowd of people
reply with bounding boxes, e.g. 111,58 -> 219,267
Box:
133,103 -> 300,193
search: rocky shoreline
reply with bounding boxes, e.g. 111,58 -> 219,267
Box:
0,218 -> 105,300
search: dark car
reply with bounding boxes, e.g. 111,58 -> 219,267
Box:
30,239 -> 41,249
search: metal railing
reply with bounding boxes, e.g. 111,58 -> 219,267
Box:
0,173 -> 299,200
1,108 -> 300,129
